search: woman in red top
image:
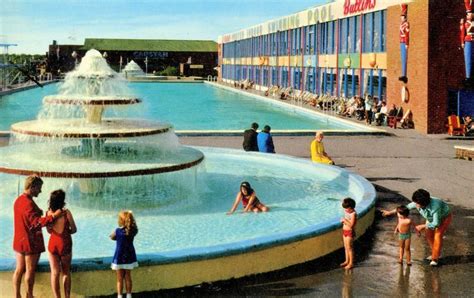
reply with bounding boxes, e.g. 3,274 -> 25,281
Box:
227,181 -> 269,215
13,175 -> 62,298
46,189 -> 77,298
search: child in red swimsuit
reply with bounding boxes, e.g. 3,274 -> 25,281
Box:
340,197 -> 357,270
227,181 -> 269,215
46,189 -> 77,298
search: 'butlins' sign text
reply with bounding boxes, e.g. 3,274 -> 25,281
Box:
343,0 -> 377,16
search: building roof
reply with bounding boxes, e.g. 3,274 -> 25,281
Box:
82,38 -> 217,52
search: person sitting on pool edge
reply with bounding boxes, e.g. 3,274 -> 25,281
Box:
242,122 -> 259,152
257,125 -> 275,153
227,181 -> 269,215
310,131 -> 335,165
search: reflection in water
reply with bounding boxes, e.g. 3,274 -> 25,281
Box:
428,268 -> 441,298
342,270 -> 353,298
397,265 -> 411,297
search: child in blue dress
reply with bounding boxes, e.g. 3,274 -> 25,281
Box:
110,210 -> 138,298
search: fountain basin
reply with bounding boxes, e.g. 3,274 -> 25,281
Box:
0,147 -> 376,296
0,143 -> 204,178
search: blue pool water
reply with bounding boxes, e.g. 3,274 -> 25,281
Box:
0,83 -> 359,131
0,147 -> 375,267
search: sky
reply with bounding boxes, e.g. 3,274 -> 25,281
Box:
1,0 -> 329,54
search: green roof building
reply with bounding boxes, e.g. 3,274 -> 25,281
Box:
82,38 -> 217,53
48,38 -> 218,77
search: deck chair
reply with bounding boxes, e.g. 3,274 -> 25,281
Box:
447,115 -> 465,136
388,106 -> 404,129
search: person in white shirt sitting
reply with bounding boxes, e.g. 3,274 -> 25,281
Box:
375,101 -> 388,126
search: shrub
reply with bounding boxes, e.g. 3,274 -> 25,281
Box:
159,66 -> 178,76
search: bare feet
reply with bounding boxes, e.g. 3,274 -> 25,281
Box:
340,262 -> 348,267
344,264 -> 354,270
398,259 -> 403,264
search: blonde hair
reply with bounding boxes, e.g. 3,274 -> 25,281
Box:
118,210 -> 138,237
24,175 -> 43,191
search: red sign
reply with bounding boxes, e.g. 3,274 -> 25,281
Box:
343,0 -> 377,16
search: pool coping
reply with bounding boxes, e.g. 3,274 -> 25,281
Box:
0,146 -> 376,272
1,129 -> 390,138
204,81 -> 390,136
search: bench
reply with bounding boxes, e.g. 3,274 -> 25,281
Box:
455,145 -> 474,160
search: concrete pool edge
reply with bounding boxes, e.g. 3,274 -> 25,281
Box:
1,129 -> 392,138
0,208 -> 375,296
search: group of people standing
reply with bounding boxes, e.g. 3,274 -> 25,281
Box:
12,175 -> 138,298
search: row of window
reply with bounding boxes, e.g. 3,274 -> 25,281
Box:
222,10 -> 386,58
222,65 -> 387,100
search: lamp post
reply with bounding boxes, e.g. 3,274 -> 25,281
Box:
71,51 -> 78,68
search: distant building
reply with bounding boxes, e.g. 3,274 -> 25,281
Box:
47,38 -> 218,77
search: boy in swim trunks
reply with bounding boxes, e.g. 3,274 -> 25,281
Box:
340,198 -> 357,270
394,205 -> 416,265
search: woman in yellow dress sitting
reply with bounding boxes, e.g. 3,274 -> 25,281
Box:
310,131 -> 335,165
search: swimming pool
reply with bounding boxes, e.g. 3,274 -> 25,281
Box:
0,82 -> 372,132
0,147 -> 376,296
0,147 -> 375,262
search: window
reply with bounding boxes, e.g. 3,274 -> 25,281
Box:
263,67 -> 269,86
340,18 -> 348,54
293,68 -> 302,89
290,29 -> 296,55
354,15 -> 361,52
372,69 -> 386,101
352,70 -> 360,97
272,67 -> 278,86
373,11 -> 382,52
328,21 -> 335,54
282,68 -> 288,87
305,68 -> 314,92
342,69 -> 349,97
363,13 -> 373,53
320,23 -> 327,54
306,25 -> 314,55
322,69 -> 337,95
381,10 -> 386,52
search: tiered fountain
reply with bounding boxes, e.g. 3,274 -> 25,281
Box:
0,49 -> 376,296
122,60 -> 145,78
